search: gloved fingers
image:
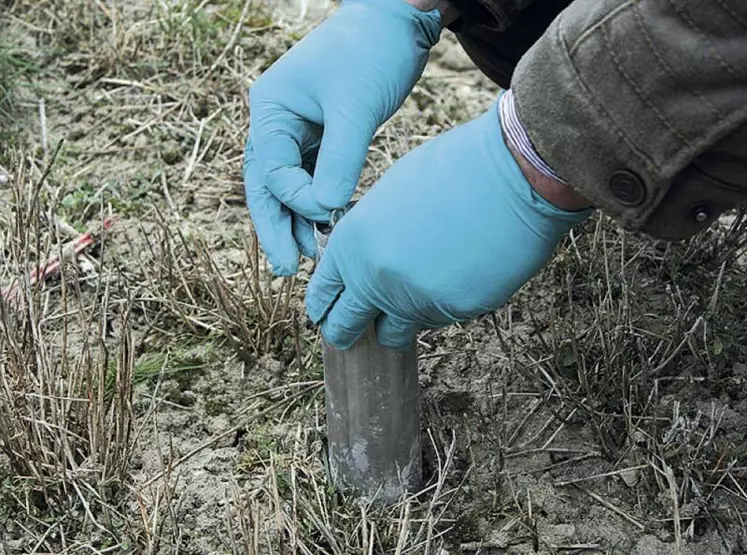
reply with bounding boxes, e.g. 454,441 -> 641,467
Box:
305,249 -> 345,324
257,127 -> 331,222
320,288 -> 379,350
292,215 -> 317,260
244,139 -> 299,276
312,113 -> 376,210
375,313 -> 419,351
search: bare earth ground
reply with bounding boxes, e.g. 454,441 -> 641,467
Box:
2,1 -> 747,554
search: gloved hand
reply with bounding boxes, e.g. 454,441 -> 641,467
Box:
243,0 -> 442,276
305,99 -> 593,350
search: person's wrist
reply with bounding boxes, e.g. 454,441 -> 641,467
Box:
405,0 -> 459,26
505,135 -> 593,212
498,90 -> 592,213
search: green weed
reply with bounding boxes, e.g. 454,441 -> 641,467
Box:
107,341 -> 216,401
59,173 -> 159,229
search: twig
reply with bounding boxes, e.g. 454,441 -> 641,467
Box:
39,98 -> 48,159
512,453 -> 599,478
160,171 -> 179,219
654,460 -> 683,555
554,464 -> 648,487
181,117 -> 206,189
551,545 -> 601,551
651,316 -> 704,374
575,485 -> 645,530
200,0 -> 254,84
506,447 -> 598,459
462,542 -> 600,552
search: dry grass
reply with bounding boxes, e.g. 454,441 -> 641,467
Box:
0,153 -> 134,549
223,428 -> 464,554
121,209 -> 303,368
494,210 -> 747,550
2,0 -> 747,553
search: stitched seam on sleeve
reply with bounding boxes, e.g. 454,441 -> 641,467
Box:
633,5 -> 722,123
714,0 -> 747,30
554,0 -> 747,205
601,22 -> 692,149
553,13 -> 662,174
569,0 -> 635,57
669,0 -> 740,79
635,4 -> 747,142
543,12 -> 665,224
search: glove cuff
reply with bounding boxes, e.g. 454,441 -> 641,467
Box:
500,88 -> 566,185
490,97 -> 593,230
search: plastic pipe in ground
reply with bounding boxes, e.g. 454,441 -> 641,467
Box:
315,217 -> 422,504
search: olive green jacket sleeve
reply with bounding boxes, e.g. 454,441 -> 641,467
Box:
511,0 -> 747,240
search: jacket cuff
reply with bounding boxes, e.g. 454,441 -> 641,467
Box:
499,89 -> 565,184
511,13 -> 658,234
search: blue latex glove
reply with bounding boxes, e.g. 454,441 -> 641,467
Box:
305,99 -> 593,350
243,0 -> 442,276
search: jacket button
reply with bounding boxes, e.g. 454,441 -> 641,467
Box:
691,205 -> 711,224
609,170 -> 646,207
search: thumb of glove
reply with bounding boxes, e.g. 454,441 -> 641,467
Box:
312,113 -> 377,210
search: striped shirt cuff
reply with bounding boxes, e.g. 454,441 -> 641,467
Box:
499,89 -> 566,184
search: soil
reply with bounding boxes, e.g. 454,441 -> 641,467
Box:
2,2 -> 747,554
